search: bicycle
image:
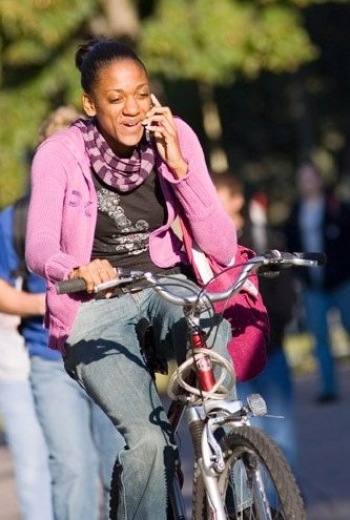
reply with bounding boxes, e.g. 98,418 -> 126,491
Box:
56,249 -> 325,520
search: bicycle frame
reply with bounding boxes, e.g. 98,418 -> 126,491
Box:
56,249 -> 323,520
167,309 -> 257,520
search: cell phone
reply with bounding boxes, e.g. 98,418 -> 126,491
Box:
144,93 -> 162,142
145,128 -> 152,143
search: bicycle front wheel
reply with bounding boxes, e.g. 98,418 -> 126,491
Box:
193,425 -> 306,520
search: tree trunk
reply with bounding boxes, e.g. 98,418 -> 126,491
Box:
288,69 -> 315,164
198,82 -> 228,174
91,0 -> 140,40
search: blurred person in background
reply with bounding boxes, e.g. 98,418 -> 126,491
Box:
212,171 -> 298,471
284,162 -> 350,404
0,106 -> 124,520
0,226 -> 53,520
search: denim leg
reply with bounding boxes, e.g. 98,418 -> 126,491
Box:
64,296 -> 178,520
237,349 -> 297,472
30,356 -> 102,520
332,279 -> 350,335
91,400 -> 126,520
144,279 -> 248,508
303,288 -> 337,396
0,380 -> 53,520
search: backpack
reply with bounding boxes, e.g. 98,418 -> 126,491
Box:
12,196 -> 30,334
180,217 -> 269,382
12,195 -> 30,281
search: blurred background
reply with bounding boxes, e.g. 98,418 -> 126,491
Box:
1,1 -> 350,519
1,0 -> 350,212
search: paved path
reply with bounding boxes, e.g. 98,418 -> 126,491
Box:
1,362 -> 349,519
0,445 -> 18,520
292,363 -> 350,520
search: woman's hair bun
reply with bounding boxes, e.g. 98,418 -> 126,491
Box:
75,39 -> 102,71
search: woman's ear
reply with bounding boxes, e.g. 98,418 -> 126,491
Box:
82,93 -> 97,117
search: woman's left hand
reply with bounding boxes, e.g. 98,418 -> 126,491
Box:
142,94 -> 188,179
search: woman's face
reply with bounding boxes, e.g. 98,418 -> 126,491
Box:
83,59 -> 151,157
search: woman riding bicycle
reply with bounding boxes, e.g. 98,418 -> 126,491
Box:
26,38 -> 237,520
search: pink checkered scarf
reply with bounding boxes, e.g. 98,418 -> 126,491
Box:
74,118 -> 156,192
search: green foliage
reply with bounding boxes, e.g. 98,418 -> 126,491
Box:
140,0 -> 319,83
0,0 -> 349,207
1,0 -> 96,53
0,0 -> 97,207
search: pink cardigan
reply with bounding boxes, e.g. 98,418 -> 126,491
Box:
26,118 -> 236,353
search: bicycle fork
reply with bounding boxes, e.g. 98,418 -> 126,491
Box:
187,403 -> 273,520
168,406 -> 228,520
187,405 -> 235,520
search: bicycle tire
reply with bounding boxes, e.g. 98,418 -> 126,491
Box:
193,425 -> 306,520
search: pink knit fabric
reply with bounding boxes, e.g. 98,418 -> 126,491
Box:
26,118 -> 237,353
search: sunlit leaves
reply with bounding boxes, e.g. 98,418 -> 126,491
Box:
0,0 -> 349,206
140,0 -> 319,83
0,0 -> 96,206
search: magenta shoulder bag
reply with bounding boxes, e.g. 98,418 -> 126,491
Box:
180,218 -> 269,381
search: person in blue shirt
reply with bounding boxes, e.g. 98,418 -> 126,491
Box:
0,105 -> 124,520
0,204 -> 53,520
0,193 -> 124,520
0,195 -> 124,520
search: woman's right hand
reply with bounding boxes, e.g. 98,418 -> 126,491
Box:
142,94 -> 188,179
68,259 -> 117,295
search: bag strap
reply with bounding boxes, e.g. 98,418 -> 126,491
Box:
12,195 -> 30,279
179,214 -> 258,297
179,214 -> 214,284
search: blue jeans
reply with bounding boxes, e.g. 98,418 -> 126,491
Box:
237,348 -> 297,473
30,356 -> 125,520
64,276 -> 232,520
303,280 -> 350,396
0,380 -> 53,520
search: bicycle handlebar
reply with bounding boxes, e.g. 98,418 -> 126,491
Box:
55,250 -> 326,308
263,250 -> 326,265
55,268 -> 144,295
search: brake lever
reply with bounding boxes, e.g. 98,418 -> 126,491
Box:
94,269 -> 146,293
258,265 -> 281,278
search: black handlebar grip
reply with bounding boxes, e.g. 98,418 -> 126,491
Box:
56,278 -> 87,295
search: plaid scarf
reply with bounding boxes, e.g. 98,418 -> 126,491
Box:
73,118 -> 156,192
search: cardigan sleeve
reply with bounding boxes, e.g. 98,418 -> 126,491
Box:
25,139 -> 81,282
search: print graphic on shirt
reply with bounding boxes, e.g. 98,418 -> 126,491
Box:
97,188 -> 149,255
